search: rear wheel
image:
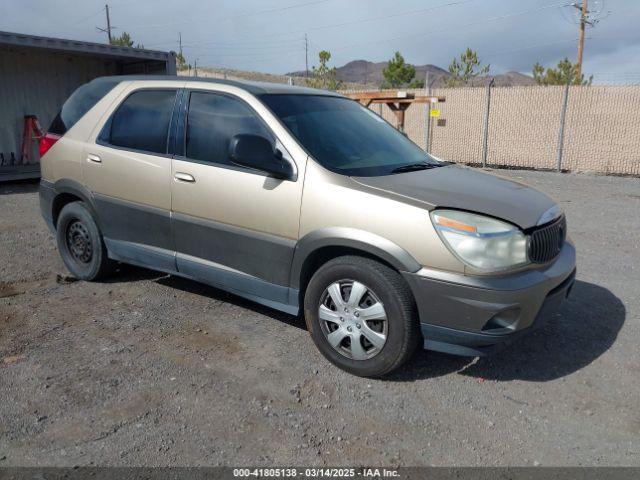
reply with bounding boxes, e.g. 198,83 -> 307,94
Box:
304,256 -> 420,377
56,202 -> 114,281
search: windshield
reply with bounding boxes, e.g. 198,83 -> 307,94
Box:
259,94 -> 441,177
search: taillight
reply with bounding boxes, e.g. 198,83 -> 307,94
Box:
39,133 -> 61,158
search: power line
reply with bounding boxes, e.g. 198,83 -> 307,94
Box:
149,1 -> 572,71
305,0 -> 477,35
117,0 -> 333,32
194,44 -> 305,60
150,35 -> 304,49
177,37 -> 307,56
65,6 -> 106,28
180,1 -> 567,55
329,1 -> 572,53
484,38 -> 579,59
221,0 -> 332,21
141,0 -> 477,51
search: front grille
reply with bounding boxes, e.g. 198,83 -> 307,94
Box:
528,216 -> 566,264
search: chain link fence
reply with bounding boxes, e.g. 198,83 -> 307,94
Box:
344,84 -> 640,176
184,72 -> 640,175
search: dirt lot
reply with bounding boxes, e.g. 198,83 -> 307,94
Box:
1,169 -> 639,467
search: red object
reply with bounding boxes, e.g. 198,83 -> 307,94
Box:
21,115 -> 46,164
39,132 -> 61,158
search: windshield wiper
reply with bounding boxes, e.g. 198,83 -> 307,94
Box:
391,162 -> 442,174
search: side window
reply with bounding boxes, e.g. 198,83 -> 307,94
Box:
109,89 -> 176,155
50,79 -> 119,135
185,91 -> 273,166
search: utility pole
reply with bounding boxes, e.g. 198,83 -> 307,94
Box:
574,0 -> 591,79
424,70 -> 431,153
105,4 -> 112,43
97,4 -> 114,44
304,33 -> 309,78
179,32 -> 182,57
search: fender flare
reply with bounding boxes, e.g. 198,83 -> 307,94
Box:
51,179 -> 102,230
289,227 -> 422,290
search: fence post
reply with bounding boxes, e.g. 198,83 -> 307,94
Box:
481,78 -> 494,168
424,72 -> 431,153
556,82 -> 570,172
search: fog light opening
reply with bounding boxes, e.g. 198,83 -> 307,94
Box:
481,308 -> 521,333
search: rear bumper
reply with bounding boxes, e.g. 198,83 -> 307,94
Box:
402,241 -> 576,356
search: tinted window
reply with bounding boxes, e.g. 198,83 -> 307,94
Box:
186,92 -> 273,165
260,94 -> 439,177
49,78 -> 120,135
109,90 -> 176,154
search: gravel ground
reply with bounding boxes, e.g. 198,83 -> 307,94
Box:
0,169 -> 639,467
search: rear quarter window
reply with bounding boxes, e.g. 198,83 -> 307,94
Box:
49,79 -> 120,135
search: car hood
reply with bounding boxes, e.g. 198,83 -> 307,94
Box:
352,165 -> 557,229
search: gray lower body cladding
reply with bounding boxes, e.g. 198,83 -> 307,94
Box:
172,212 -> 295,286
40,179 -> 577,356
39,181 -> 56,233
39,181 -> 299,315
402,242 -> 577,356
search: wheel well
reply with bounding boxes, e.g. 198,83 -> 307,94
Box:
298,246 -> 398,302
52,193 -> 82,228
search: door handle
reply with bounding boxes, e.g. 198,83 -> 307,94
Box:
87,154 -> 102,163
174,172 -> 195,183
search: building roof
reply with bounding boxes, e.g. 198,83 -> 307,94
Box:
0,30 -> 174,62
91,74 -> 343,96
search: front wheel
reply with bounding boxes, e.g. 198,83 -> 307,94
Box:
304,256 -> 420,377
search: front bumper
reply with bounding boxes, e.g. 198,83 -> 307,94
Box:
402,241 -> 576,356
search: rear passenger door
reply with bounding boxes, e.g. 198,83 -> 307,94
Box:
84,85 -> 179,272
170,88 -> 303,304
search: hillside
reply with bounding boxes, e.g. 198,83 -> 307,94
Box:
179,66 -> 367,89
185,61 -> 536,90
288,59 -> 536,88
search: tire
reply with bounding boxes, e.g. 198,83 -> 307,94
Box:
56,201 -> 114,281
304,255 -> 420,377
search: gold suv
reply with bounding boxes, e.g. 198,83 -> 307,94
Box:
39,76 -> 576,377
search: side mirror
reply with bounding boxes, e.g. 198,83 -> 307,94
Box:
229,134 -> 294,180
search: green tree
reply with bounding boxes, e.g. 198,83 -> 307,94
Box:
444,48 -> 489,87
110,32 -> 144,49
381,51 -> 424,88
176,51 -> 188,71
532,58 -> 592,86
306,50 -> 342,91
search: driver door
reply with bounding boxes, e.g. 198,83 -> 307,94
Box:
170,88 -> 303,308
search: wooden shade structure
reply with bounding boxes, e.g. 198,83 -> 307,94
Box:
345,91 -> 446,132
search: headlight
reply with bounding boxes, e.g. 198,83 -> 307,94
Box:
430,209 -> 528,272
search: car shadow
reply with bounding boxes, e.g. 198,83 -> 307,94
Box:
107,267 -> 624,382
0,179 -> 39,195
389,280 -> 626,382
154,271 -> 306,331
103,263 -> 305,330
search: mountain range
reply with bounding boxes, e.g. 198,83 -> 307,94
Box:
287,59 -> 536,88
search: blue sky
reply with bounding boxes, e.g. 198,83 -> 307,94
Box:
2,0 -> 638,82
